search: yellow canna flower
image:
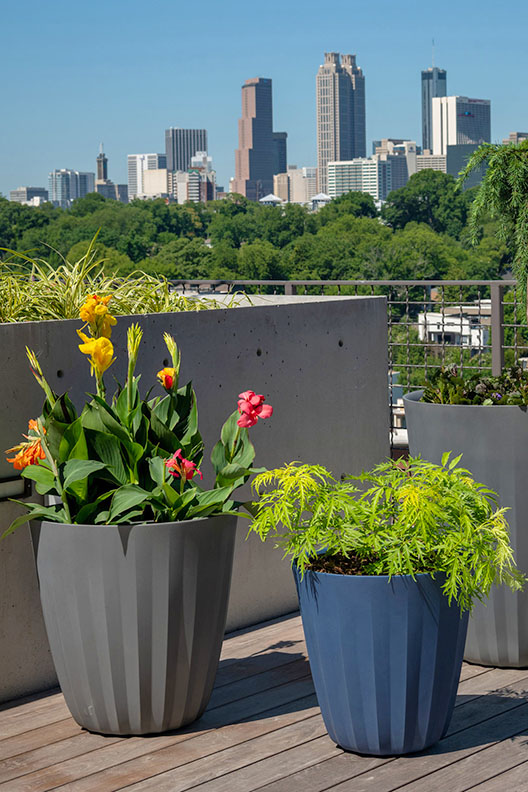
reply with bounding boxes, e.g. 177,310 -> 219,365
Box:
79,294 -> 116,339
77,331 -> 115,378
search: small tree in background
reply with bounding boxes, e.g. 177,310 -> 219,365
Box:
460,140 -> 528,320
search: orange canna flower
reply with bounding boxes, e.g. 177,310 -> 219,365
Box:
157,367 -> 176,390
6,419 -> 46,470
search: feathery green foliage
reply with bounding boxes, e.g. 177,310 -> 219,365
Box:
459,140 -> 528,303
249,455 -> 524,611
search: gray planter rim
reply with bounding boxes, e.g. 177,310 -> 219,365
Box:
403,389 -> 528,412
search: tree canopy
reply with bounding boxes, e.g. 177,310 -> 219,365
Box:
0,175 -> 507,285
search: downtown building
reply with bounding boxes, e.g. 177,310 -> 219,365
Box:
9,186 -> 48,204
168,152 -> 217,204
95,145 -> 128,203
165,128 -> 208,172
316,52 -> 366,194
374,140 -> 417,190
48,169 -> 95,208
273,166 -> 317,203
327,156 -> 391,202
421,66 -> 447,152
127,153 -> 167,199
232,77 -> 288,201
432,96 -> 491,155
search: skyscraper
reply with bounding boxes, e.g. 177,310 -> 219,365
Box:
127,153 -> 167,198
233,77 -> 285,200
316,52 -> 366,193
165,128 -> 208,173
96,143 -> 108,182
432,96 -> 491,155
421,67 -> 447,152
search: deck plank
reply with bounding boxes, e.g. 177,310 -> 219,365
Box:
464,760 -> 528,790
0,678 -> 317,791
1,613 -> 528,792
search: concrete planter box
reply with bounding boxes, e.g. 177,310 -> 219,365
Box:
404,390 -> 528,667
32,515 -> 237,735
0,297 -> 389,702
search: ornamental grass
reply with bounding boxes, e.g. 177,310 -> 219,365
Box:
0,236 -> 233,323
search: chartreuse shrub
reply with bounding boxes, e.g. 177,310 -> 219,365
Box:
248,455 -> 524,612
4,293 -> 273,534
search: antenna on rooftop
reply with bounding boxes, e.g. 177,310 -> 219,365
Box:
99,142 -> 104,154
432,38 -> 435,68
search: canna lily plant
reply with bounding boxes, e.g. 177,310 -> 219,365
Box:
3,294 -> 273,535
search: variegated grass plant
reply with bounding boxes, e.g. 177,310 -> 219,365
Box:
0,236 -> 239,323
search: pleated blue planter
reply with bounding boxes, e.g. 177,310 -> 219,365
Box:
32,515 -> 237,735
294,566 -> 468,755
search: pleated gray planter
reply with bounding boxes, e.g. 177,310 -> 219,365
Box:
31,514 -> 237,735
404,390 -> 528,667
294,567 -> 468,755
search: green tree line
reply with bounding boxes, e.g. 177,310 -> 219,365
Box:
0,171 -> 512,284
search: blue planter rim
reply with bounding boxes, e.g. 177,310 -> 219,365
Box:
295,562 -> 445,583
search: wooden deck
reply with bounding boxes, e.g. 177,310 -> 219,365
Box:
1,613 -> 528,791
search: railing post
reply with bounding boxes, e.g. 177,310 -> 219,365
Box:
491,283 -> 505,376
284,283 -> 297,296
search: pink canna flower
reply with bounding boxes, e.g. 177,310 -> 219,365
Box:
165,449 -> 203,482
237,390 -> 273,428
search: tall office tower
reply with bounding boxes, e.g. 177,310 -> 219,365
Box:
316,52 -> 366,194
48,169 -> 95,208
127,153 -> 167,198
421,67 -> 447,152
272,132 -> 288,176
432,96 -> 491,155
165,128 -> 208,173
96,143 -> 108,182
233,77 -> 280,200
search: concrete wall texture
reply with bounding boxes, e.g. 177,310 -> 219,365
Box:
0,296 -> 389,702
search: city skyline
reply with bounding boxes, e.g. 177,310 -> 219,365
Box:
2,0 -> 527,197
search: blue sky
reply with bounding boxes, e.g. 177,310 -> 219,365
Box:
2,0 -> 527,196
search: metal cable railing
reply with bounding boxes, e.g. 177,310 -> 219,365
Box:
170,279 -> 527,449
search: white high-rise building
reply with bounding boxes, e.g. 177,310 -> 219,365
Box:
127,153 -> 167,198
327,157 -> 391,202
432,96 -> 491,156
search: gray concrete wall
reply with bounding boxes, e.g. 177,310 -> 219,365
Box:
0,296 -> 389,702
